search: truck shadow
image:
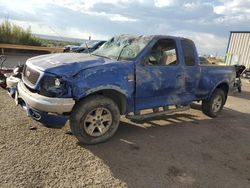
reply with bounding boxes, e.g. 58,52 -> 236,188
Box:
79,106 -> 250,187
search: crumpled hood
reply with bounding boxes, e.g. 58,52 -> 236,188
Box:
26,53 -> 113,77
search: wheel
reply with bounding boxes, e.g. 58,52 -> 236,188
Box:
70,95 -> 120,144
202,89 -> 225,118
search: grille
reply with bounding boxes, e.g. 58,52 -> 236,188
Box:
23,66 -> 40,85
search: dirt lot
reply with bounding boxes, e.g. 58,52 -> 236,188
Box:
0,80 -> 250,188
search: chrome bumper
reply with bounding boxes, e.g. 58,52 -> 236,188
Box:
17,81 -> 75,114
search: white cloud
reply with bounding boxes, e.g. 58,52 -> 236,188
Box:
0,0 -> 48,14
213,5 -> 226,14
191,33 -> 228,55
214,0 -> 250,16
211,0 -> 250,26
0,0 -> 249,56
0,18 -> 109,40
110,14 -> 138,22
154,0 -> 173,7
47,0 -> 139,22
170,30 -> 228,55
184,3 -> 195,8
66,27 -> 109,40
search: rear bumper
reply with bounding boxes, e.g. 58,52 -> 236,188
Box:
17,81 -> 75,114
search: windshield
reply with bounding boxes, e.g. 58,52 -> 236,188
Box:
80,40 -> 99,48
92,35 -> 152,60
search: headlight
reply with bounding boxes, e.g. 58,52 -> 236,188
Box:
54,78 -> 61,88
40,76 -> 66,97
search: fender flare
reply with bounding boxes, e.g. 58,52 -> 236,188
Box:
207,81 -> 229,100
84,85 -> 128,97
75,85 -> 129,114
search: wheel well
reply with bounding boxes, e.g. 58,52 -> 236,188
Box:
89,89 -> 127,115
216,83 -> 229,103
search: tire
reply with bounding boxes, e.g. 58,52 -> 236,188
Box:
70,95 -> 120,144
202,89 -> 226,118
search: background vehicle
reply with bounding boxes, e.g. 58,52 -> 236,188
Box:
0,55 -> 13,88
199,57 -> 210,65
234,65 -> 246,92
0,55 -> 24,97
12,35 -> 236,144
63,40 -> 106,53
242,68 -> 250,79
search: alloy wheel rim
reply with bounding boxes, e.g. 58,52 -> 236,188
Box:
212,95 -> 223,113
83,107 -> 112,137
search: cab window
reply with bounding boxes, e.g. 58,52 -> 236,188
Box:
181,39 -> 196,66
147,39 -> 178,66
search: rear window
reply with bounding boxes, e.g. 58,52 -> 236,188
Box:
181,39 -> 196,66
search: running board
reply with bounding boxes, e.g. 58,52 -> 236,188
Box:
126,105 -> 190,121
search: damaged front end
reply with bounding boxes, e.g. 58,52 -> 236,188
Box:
12,63 -> 75,127
15,79 -> 75,127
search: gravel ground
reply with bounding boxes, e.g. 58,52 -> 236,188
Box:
0,80 -> 250,188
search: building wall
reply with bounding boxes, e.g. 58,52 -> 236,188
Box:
226,32 -> 250,68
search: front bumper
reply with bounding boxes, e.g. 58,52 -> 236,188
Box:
17,81 -> 75,114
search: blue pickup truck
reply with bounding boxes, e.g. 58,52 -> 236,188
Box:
14,35 -> 236,144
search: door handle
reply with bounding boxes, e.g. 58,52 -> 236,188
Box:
126,75 -> 134,82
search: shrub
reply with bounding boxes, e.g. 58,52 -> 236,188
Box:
0,20 -> 42,46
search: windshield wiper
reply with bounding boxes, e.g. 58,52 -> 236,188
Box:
92,53 -> 112,60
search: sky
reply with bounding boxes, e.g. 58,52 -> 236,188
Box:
0,0 -> 250,56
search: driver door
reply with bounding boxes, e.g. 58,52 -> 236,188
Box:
135,38 -> 185,110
